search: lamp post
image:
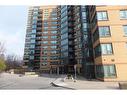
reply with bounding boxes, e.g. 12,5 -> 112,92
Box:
74,64 -> 77,82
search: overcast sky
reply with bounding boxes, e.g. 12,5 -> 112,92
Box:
0,6 -> 28,58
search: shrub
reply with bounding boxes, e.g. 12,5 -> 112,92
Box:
0,59 -> 6,72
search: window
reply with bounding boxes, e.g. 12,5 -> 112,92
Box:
51,26 -> 57,29
43,31 -> 48,34
30,45 -> 35,48
51,31 -> 57,34
120,10 -> 127,19
96,65 -> 116,78
82,12 -> 86,19
51,46 -> 57,49
42,56 -> 47,60
101,43 -> 113,55
97,11 -> 108,20
32,25 -> 36,29
61,27 -> 68,34
30,56 -> 34,60
83,23 -> 87,29
31,39 -> 35,43
94,43 -> 113,57
32,20 -> 37,24
61,33 -> 68,39
51,21 -> 57,24
42,41 -> 48,44
51,36 -> 57,39
51,17 -> 57,20
51,41 -> 57,44
99,26 -> 110,37
33,16 -> 37,20
61,39 -> 68,46
30,50 -> 34,54
43,46 -> 48,49
42,36 -> 48,39
43,27 -> 48,31
123,25 -> 127,36
43,23 -> 48,27
51,12 -> 57,16
31,34 -> 36,38
50,50 -> 57,54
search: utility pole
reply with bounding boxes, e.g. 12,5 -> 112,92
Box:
74,64 -> 77,82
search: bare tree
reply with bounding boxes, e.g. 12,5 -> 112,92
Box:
5,54 -> 23,70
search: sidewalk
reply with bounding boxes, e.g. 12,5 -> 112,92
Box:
52,75 -> 119,90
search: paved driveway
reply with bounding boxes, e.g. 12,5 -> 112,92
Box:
0,73 -> 68,89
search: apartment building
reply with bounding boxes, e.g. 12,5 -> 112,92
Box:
24,5 -> 127,81
89,6 -> 127,81
24,6 -> 60,73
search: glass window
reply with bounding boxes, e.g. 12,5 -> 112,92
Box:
123,25 -> 127,36
99,26 -> 110,37
30,45 -> 35,48
43,46 -> 48,49
97,11 -> 108,20
31,34 -> 36,38
32,20 -> 37,24
51,17 -> 57,20
120,10 -> 127,19
33,16 -> 37,20
51,21 -> 57,24
51,41 -> 57,44
43,31 -> 48,34
83,23 -> 87,29
42,36 -> 48,39
82,12 -> 86,19
42,56 -> 47,60
61,39 -> 68,46
32,25 -> 36,29
96,65 -> 116,78
51,46 -> 57,49
61,16 -> 68,23
43,27 -> 48,31
61,33 -> 68,39
61,27 -> 68,34
51,31 -> 57,34
51,12 -> 57,16
31,39 -> 35,43
94,43 -> 113,57
30,50 -> 34,54
43,23 -> 48,27
51,36 -> 57,39
30,56 -> 34,60
51,26 -> 57,29
61,11 -> 67,18
61,21 -> 68,29
101,43 -> 113,55
42,41 -> 48,44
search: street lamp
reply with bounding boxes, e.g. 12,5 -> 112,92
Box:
74,64 -> 77,82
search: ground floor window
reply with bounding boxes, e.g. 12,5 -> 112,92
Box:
96,64 -> 116,78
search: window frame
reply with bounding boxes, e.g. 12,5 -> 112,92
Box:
120,10 -> 127,19
97,11 -> 108,21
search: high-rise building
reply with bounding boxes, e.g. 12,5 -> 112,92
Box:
88,6 -> 127,81
24,5 -> 127,81
24,6 -> 60,73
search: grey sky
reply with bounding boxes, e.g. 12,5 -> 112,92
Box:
0,6 -> 28,58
